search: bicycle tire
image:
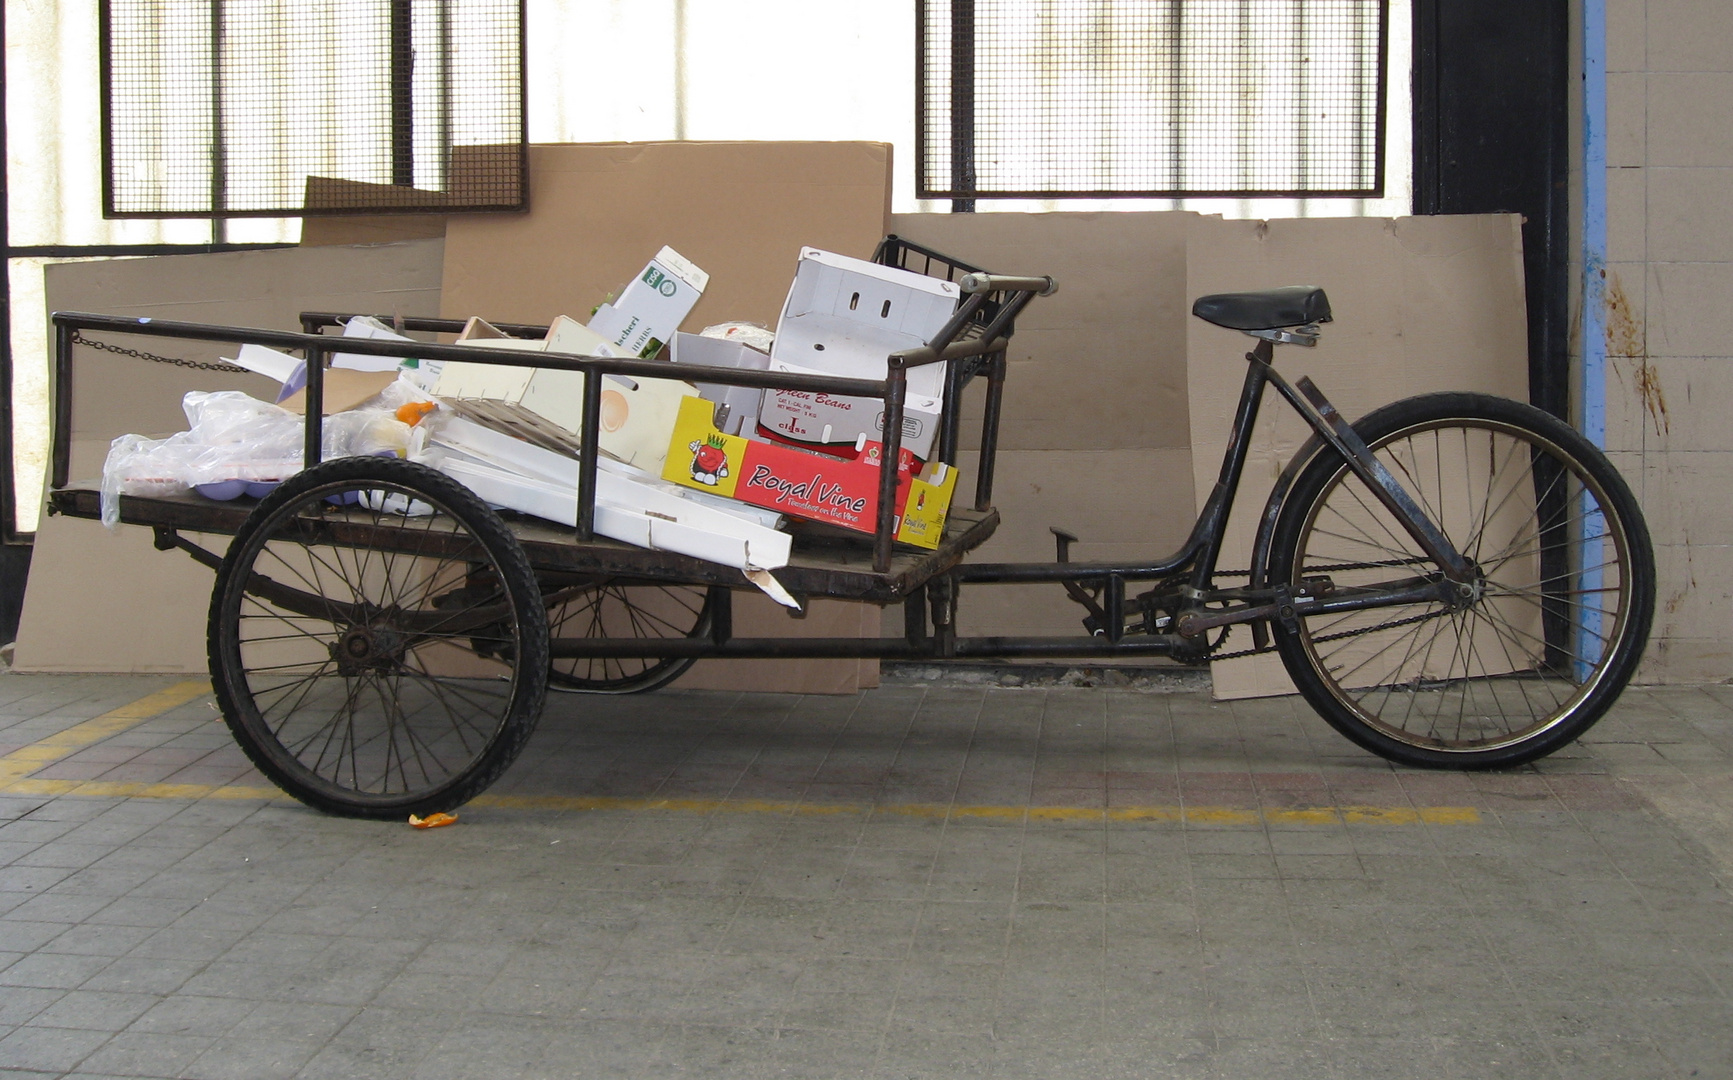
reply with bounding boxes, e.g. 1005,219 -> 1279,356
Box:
208,456 -> 549,817
545,581 -> 713,693
1268,392 -> 1654,768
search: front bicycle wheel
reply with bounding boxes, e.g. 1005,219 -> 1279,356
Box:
1269,392 -> 1654,768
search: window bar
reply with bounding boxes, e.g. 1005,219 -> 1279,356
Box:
1168,0 -> 1184,190
1294,2 -> 1308,192
391,0 -> 414,188
438,0 -> 452,190
210,0 -> 226,217
949,0 -> 976,212
1371,0 -> 1390,197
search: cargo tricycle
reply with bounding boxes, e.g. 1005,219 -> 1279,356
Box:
46,237 -> 1654,817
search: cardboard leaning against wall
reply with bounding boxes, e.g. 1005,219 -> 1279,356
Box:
1185,214 -> 1531,701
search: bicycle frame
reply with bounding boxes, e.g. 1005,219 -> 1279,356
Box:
49,295 -> 1470,667
539,335 -> 1475,664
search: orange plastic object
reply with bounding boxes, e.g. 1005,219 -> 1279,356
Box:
396,401 -> 438,426
408,812 -> 459,829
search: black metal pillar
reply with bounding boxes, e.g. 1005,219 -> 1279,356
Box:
0,2 -> 34,641
1412,0 -> 1571,420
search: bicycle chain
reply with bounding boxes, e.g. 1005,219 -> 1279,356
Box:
1202,606 -> 1453,662
70,330 -> 251,374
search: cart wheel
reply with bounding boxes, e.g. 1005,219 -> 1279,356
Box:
207,456 -> 549,818
544,581 -> 714,693
1268,393 -> 1654,769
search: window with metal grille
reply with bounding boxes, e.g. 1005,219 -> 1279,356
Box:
918,0 -> 1388,200
101,0 -> 526,217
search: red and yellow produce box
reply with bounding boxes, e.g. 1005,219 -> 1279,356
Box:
662,396 -> 957,549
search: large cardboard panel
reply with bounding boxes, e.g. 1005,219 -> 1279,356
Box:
299,176 -> 449,246
52,240 -> 445,480
17,240 -> 446,673
887,212 -> 1195,452
18,508 -> 229,672
1185,215 -> 1530,699
882,212 -> 1198,644
441,142 -> 894,329
441,141 -> 893,693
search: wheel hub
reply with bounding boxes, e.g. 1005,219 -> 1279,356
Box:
331,625 -> 406,675
1446,562 -> 1487,610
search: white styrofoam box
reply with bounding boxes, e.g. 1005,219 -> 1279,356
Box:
757,357 -> 942,461
544,315 -> 616,357
426,414 -> 789,562
438,456 -> 791,573
762,248 -> 959,457
433,318 -> 695,469
334,315 -> 416,373
771,248 -> 959,399
432,319 -> 548,402
669,331 -> 769,436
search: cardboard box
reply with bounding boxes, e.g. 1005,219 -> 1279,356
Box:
668,331 -> 769,435
587,246 -> 709,358
436,141 -> 899,694
432,317 -> 697,472
332,314 -> 417,373
758,248 -> 960,460
757,356 -> 943,461
662,395 -> 957,550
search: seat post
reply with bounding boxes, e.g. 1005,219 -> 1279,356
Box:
1186,342 -> 1274,593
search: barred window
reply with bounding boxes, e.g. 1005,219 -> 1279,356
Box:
918,0 -> 1388,200
103,0 -> 526,217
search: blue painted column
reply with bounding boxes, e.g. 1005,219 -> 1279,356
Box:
1579,0 -> 1608,677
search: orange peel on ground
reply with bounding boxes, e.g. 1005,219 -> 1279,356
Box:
408,812 -> 459,829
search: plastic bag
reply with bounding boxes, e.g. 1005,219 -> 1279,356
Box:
99,383 -> 434,527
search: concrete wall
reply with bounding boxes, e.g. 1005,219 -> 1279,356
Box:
1599,0 -> 1733,682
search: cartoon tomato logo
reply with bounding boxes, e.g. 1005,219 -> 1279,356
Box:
689,439 -> 729,486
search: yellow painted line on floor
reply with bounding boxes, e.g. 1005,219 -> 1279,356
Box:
0,680 -> 211,786
0,711 -> 1481,830
0,775 -> 1481,825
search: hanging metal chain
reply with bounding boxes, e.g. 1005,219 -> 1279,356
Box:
69,330 -> 251,374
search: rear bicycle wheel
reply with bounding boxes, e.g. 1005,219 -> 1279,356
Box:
1269,392 -> 1654,768
544,580 -> 713,693
207,457 -> 549,817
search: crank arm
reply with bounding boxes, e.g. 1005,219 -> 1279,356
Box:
1174,578 -> 1454,637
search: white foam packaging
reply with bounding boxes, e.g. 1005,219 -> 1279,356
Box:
758,247 -> 960,460
430,317 -> 696,472
419,413 -> 793,581
334,315 -> 418,374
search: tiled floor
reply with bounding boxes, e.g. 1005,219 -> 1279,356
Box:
2,673 -> 1732,1078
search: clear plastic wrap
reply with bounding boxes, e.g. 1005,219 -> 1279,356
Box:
99,381 -> 435,527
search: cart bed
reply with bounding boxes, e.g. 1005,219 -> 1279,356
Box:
48,485 -> 998,603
